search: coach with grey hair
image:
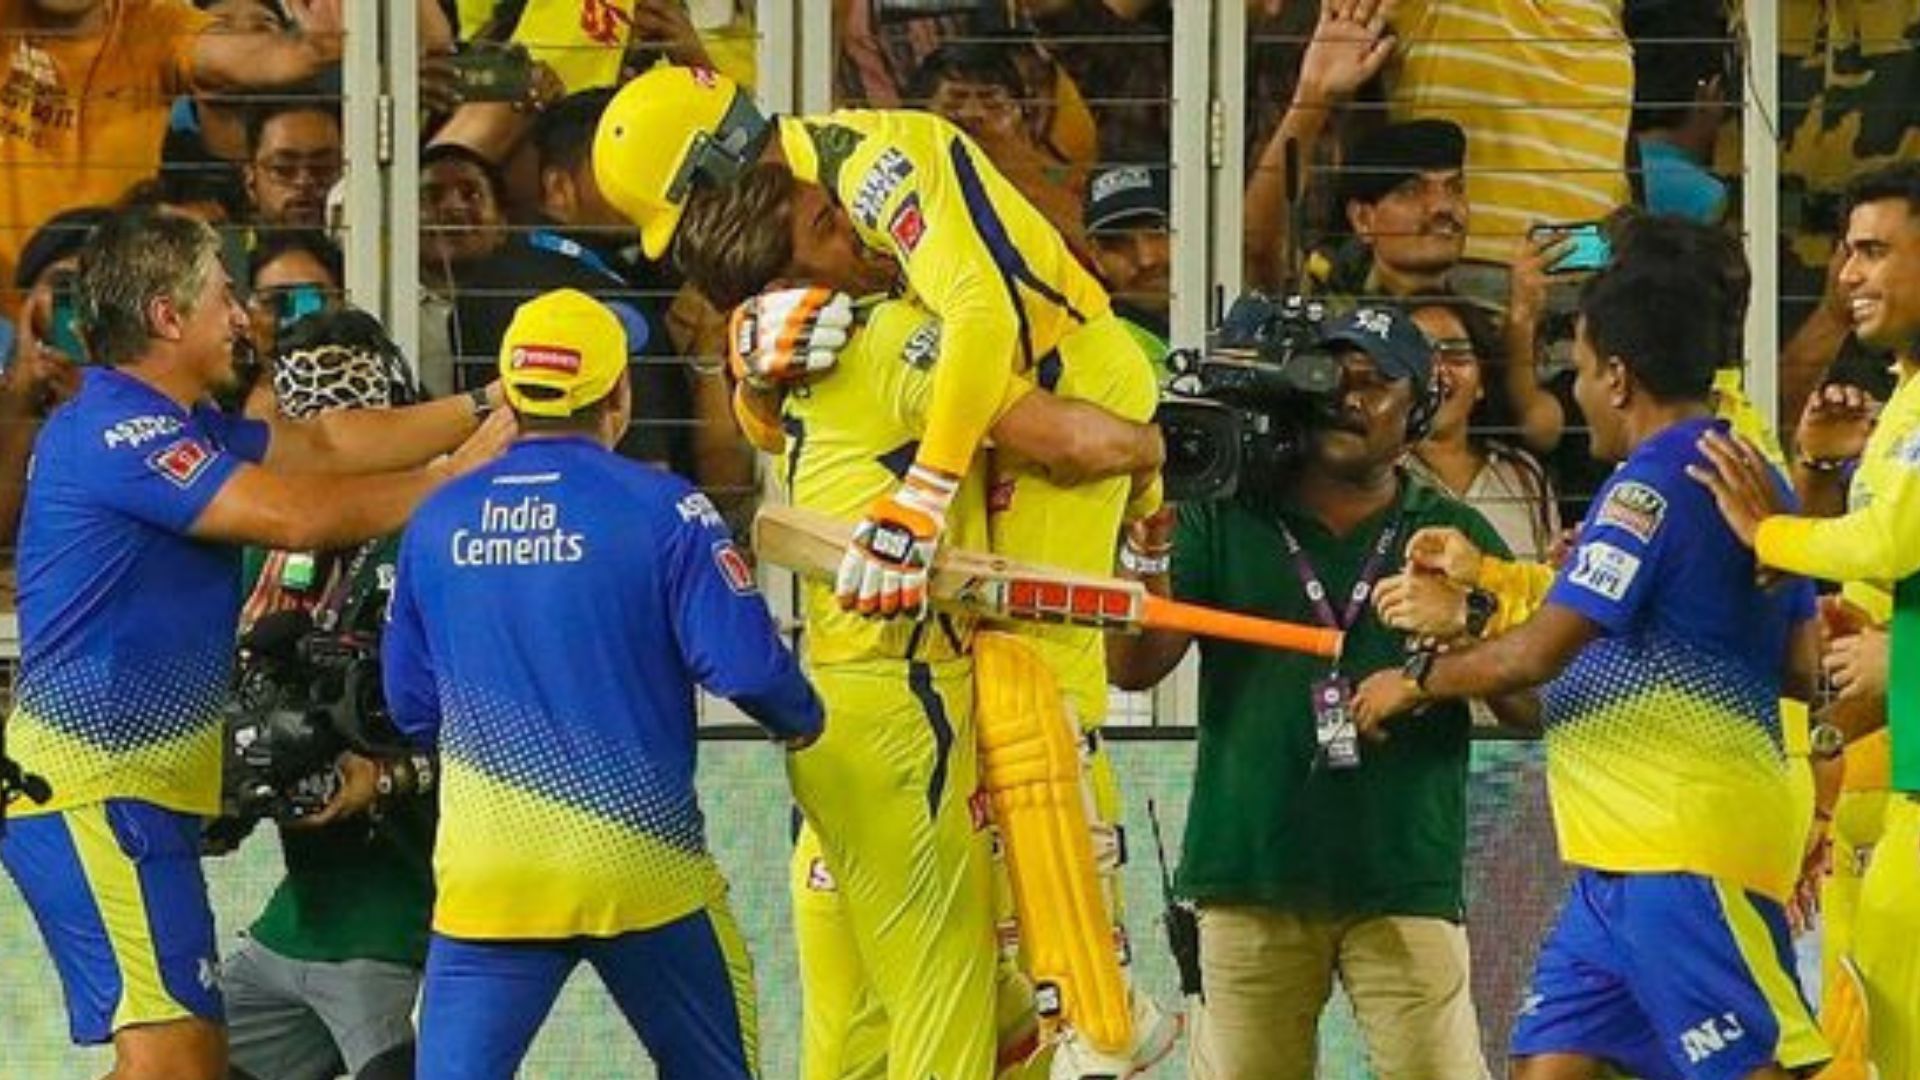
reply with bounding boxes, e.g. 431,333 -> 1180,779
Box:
0,207 -> 511,1080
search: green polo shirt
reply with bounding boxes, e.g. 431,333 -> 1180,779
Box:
242,536 -> 436,968
1172,472 -> 1509,920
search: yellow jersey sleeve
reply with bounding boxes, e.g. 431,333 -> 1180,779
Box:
779,111 -> 1109,480
1757,365 -> 1920,583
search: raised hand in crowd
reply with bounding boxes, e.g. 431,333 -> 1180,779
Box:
629,0 -> 716,71
1295,0 -> 1398,107
1500,231 -> 1573,453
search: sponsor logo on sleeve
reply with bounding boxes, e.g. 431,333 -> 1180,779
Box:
901,321 -> 942,370
676,491 -> 726,529
712,540 -> 757,596
1594,480 -> 1667,543
1568,541 -> 1641,602
805,856 -> 837,892
888,194 -> 927,255
851,147 -> 914,229
1896,428 -> 1920,467
147,438 -> 215,488
102,414 -> 184,450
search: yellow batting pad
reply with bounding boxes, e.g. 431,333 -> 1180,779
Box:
974,632 -> 1132,1054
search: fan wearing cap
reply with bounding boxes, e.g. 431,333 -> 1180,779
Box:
1110,304 -> 1528,1078
592,64 -> 1158,633
380,288 -> 821,1080
1084,163 -> 1172,348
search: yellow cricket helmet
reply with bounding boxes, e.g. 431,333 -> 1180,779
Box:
593,65 -> 773,261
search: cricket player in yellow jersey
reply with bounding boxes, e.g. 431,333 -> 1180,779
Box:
594,64 -> 1171,1072
722,283 -> 1163,1078
1690,161 -> 1920,1080
766,294 -> 1001,1080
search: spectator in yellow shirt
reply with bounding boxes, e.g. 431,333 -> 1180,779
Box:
0,0 -> 351,310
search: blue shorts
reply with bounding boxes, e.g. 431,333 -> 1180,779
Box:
0,799 -> 222,1044
1510,870 -> 1829,1080
417,899 -> 758,1080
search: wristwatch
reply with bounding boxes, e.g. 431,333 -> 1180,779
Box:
467,385 -> 493,422
1401,649 -> 1438,700
1810,721 -> 1847,762
1463,588 -> 1499,638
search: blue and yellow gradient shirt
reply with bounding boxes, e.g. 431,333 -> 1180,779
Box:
382,438 -> 822,940
9,367 -> 269,817
1542,417 -> 1814,902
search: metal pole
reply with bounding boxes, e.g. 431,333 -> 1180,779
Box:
1742,3 -> 1780,430
385,0 -> 422,371
340,0 -> 384,323
798,0 -> 834,115
1212,0 -> 1247,308
1154,0 -> 1217,728
1169,0 -> 1211,354
757,0 -> 797,114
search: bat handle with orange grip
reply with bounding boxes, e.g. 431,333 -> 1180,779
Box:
1139,595 -> 1343,659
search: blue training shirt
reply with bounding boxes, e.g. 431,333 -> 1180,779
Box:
382,437 -> 822,939
9,367 -> 269,816
1542,416 -> 1815,900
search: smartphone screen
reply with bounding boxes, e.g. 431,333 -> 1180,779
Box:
48,285 -> 88,363
1532,222 -> 1612,274
275,284 -> 329,333
450,45 -> 533,103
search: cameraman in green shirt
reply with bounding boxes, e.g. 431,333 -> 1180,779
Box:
1111,304 -> 1536,1079
221,311 -> 439,1080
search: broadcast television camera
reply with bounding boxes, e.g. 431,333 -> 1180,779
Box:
205,609 -> 403,852
1155,294 -> 1346,502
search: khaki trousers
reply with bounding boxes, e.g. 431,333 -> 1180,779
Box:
1188,904 -> 1490,1080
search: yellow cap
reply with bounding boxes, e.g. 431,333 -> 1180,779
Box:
593,64 -> 757,260
497,289 -> 627,417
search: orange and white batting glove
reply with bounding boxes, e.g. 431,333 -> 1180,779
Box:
836,464 -> 957,619
727,286 -> 855,390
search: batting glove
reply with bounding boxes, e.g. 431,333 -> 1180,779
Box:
727,286 -> 854,390
836,464 -> 957,618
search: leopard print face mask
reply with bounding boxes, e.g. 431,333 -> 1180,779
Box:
271,342 -> 406,420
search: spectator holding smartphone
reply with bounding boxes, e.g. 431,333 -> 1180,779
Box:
0,209 -> 111,568
0,0 -> 352,312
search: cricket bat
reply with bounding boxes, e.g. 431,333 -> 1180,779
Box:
752,504 -> 1342,659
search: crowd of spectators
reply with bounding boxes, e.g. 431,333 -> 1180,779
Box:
4,0 -> 1916,1076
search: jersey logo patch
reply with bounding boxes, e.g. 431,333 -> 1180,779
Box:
1568,541 -> 1641,602
888,194 -> 927,255
147,438 -> 214,488
851,147 -> 914,230
902,321 -> 942,370
1896,429 -> 1920,467
1595,480 -> 1667,542
677,491 -> 725,528
805,856 -> 837,892
103,414 -> 184,450
712,540 -> 757,595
